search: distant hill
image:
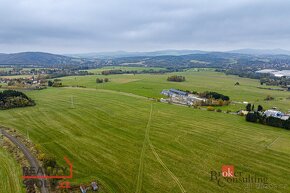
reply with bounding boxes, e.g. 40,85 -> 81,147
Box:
228,49 -> 290,56
67,50 -> 208,59
0,52 -> 80,65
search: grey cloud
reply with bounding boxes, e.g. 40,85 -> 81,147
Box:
0,0 -> 290,53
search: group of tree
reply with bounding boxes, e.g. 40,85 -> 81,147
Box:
245,104 -> 290,130
199,91 -> 230,101
167,75 -> 186,82
101,69 -> 126,75
0,90 -> 35,110
96,78 -> 109,83
48,79 -> 63,87
101,68 -> 172,75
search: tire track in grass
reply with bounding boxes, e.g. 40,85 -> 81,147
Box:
135,104 -> 153,193
135,104 -> 186,193
147,137 -> 186,193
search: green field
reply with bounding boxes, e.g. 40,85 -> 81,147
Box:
85,66 -> 167,74
0,147 -> 25,193
0,86 -> 290,192
0,70 -> 290,193
0,75 -> 33,79
61,70 -> 290,112
0,67 -> 13,72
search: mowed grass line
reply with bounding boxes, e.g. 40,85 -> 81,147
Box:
0,147 -> 25,193
135,103 -> 186,193
146,103 -> 290,193
0,88 -> 152,193
0,88 -> 290,192
135,104 -> 152,193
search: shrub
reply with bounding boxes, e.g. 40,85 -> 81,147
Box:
264,95 -> 274,101
199,91 -> 230,101
207,106 -> 215,111
96,78 -> 104,83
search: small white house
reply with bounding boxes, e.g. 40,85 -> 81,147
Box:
264,110 -> 284,118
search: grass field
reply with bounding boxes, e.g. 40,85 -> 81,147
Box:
0,75 -> 33,79
0,147 -> 25,193
0,67 -> 13,72
85,66 -> 167,74
61,70 -> 290,112
0,85 -> 290,192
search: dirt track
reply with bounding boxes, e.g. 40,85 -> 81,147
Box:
0,129 -> 49,193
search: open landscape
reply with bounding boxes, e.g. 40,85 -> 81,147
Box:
0,67 -> 290,192
1,0 -> 290,193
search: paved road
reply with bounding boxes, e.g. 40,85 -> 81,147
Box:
1,129 -> 49,193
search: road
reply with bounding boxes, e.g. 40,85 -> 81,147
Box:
0,129 -> 49,193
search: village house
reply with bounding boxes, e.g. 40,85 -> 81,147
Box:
263,109 -> 290,120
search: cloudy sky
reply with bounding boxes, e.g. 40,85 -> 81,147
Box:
0,0 -> 290,54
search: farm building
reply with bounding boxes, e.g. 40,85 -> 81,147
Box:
161,89 -> 207,106
161,89 -> 188,97
264,110 -> 284,118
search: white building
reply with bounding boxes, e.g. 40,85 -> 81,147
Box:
264,110 -> 284,118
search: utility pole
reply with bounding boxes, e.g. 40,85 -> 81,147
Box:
71,96 -> 75,109
0,131 -> 3,145
27,129 -> 30,141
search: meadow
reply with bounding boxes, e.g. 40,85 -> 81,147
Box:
0,85 -> 289,192
0,69 -> 290,193
85,66 -> 167,74
0,147 -> 25,193
61,69 -> 290,112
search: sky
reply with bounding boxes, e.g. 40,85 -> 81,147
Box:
0,0 -> 290,54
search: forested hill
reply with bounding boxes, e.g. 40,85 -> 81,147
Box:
0,52 -> 84,66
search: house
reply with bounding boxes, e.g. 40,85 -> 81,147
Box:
264,110 -> 284,118
281,115 -> 290,121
